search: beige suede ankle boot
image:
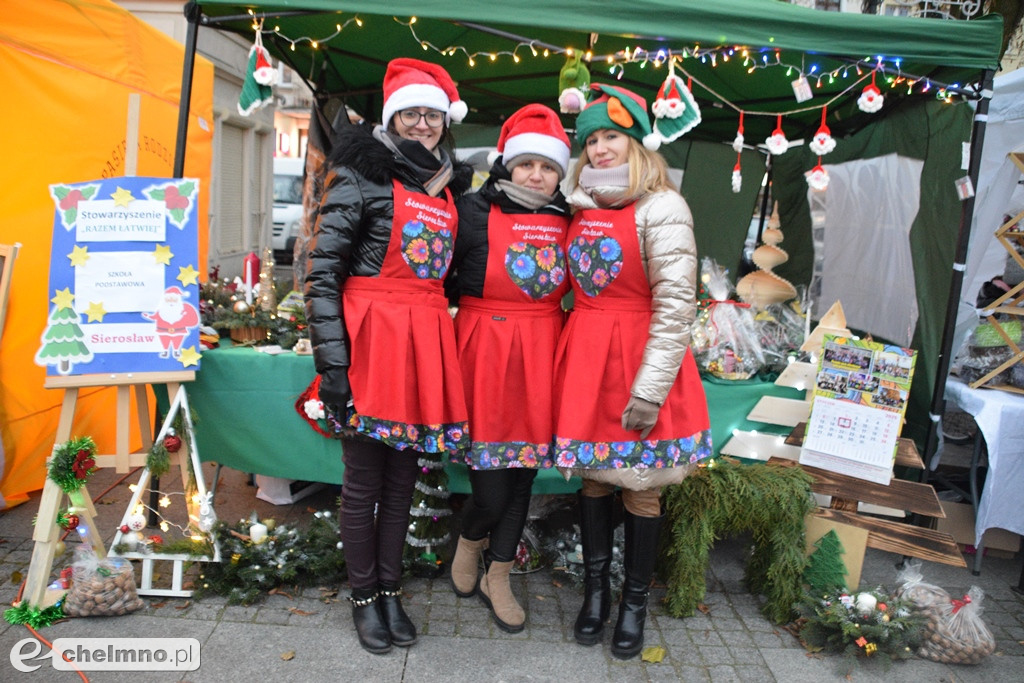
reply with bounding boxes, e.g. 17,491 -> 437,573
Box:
450,536 -> 486,597
478,559 -> 524,633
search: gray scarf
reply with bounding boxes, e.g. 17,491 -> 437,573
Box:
496,179 -> 556,210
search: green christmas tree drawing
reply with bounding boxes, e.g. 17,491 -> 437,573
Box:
405,453 -> 452,578
36,305 -> 93,374
803,528 -> 848,595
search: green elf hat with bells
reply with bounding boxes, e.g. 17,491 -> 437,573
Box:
575,84 -> 661,151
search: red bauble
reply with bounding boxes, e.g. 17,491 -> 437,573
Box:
120,524 -> 130,534
63,514 -> 80,530
163,434 -> 182,453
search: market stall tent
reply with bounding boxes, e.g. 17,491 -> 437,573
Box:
0,0 -> 214,508
182,1 -> 1003,452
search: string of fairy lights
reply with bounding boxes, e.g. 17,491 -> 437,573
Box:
247,9 -> 969,110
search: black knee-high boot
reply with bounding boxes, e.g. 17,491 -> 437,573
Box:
574,493 -> 614,646
610,510 -> 663,659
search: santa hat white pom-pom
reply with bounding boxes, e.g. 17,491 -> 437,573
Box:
449,100 -> 468,123
487,150 -> 501,166
558,87 -> 587,114
643,133 -> 662,151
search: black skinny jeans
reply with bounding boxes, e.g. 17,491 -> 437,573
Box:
460,467 -> 537,562
339,437 -> 420,591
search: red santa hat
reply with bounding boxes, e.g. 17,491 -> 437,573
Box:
381,58 -> 467,126
164,286 -> 188,298
493,104 -> 571,179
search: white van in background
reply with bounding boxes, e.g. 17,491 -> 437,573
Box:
272,157 -> 305,263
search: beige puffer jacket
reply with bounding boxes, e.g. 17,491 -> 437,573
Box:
560,181 -> 699,491
566,182 -> 698,406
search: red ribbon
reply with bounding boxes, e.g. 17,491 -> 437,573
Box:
951,594 -> 972,614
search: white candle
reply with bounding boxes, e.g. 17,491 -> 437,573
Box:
244,270 -> 254,305
249,522 -> 268,544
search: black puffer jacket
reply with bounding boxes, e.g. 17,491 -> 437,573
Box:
304,124 -> 473,391
449,159 -> 569,302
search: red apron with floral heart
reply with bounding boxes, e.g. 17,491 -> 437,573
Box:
454,206 -> 569,469
342,180 -> 469,454
553,204 -> 711,470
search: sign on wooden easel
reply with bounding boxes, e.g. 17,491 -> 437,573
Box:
18,94 -> 211,612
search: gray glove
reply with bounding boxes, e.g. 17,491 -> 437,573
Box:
621,396 -> 661,439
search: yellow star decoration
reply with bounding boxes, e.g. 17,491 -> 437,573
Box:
111,187 -> 134,207
153,244 -> 173,265
85,301 -> 107,323
178,346 -> 202,368
177,264 -> 200,287
68,245 -> 90,267
51,287 -> 75,310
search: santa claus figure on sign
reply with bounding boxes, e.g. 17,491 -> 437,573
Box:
143,286 -> 199,358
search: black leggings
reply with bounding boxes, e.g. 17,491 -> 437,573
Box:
460,468 -> 537,562
339,438 -> 420,591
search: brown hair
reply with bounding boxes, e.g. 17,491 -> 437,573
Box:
570,135 -> 675,197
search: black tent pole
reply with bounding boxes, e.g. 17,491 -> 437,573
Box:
922,68 -> 995,479
172,3 -> 201,179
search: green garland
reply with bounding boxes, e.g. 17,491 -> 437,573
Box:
47,436 -> 98,493
797,587 -> 925,673
660,457 -> 815,624
193,511 -> 346,605
4,600 -> 66,628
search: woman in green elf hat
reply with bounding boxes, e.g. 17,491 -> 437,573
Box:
553,83 -> 712,659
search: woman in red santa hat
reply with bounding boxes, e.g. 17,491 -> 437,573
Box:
446,104 -> 571,632
304,57 -> 473,655
555,84 -> 712,659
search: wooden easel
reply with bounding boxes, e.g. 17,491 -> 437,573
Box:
21,94 -> 204,607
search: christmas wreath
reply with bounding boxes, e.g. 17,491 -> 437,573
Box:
48,436 -> 98,493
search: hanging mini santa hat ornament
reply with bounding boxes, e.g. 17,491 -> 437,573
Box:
857,70 -> 884,113
731,154 -> 742,194
381,57 -> 467,126
732,111 -> 745,153
489,103 -> 572,178
252,31 -> 277,86
808,106 -> 836,156
651,59 -> 701,143
806,158 -> 830,191
557,52 -> 591,114
764,114 -> 789,156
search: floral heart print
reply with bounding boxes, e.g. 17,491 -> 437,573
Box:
401,220 -> 454,279
568,236 -> 622,297
505,242 -> 566,299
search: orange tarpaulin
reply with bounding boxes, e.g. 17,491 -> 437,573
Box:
0,0 -> 213,507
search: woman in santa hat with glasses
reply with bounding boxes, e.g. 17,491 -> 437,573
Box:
305,57 -> 473,655
555,84 -> 712,659
446,104 -> 571,633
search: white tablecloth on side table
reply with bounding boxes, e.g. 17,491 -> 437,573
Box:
944,377 -> 1024,545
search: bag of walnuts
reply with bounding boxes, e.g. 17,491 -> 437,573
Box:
894,559 -> 951,609
916,586 -> 996,665
63,548 -> 145,617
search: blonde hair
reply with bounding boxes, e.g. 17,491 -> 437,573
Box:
571,135 -> 675,197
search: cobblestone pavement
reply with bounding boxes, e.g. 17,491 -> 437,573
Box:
1,464 -> 1021,682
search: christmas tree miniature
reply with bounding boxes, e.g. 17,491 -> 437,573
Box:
405,454 -> 452,578
803,529 -> 848,595
736,202 -> 798,310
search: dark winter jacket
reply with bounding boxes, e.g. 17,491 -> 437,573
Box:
303,123 -> 472,395
449,159 -> 569,302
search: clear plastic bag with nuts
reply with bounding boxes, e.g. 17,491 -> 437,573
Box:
62,547 -> 145,617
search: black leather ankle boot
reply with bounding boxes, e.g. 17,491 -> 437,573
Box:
350,588 -> 391,654
610,511 -> 663,659
574,493 -> 614,646
378,583 -> 418,647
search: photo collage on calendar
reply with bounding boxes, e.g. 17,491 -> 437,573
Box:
817,336 -> 915,413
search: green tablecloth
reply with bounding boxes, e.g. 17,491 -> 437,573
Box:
176,346 -> 800,494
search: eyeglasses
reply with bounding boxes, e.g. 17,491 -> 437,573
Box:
398,109 -> 445,128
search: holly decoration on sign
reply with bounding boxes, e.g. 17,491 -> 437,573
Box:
48,436 -> 98,493
57,509 -> 80,531
49,183 -> 100,228
145,180 -> 196,227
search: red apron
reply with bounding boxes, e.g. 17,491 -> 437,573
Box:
454,206 -> 569,469
343,180 -> 469,453
553,204 -> 711,469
